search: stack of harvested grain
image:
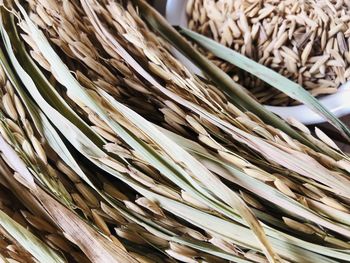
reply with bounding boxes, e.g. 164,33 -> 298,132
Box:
187,0 -> 350,105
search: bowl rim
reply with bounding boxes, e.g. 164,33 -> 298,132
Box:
165,0 -> 350,125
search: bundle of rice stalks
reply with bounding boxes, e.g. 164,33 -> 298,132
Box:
0,0 -> 350,262
0,158 -> 88,263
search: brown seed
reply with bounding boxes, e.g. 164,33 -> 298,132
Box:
210,236 -> 238,255
186,115 -> 208,135
88,113 -> 114,134
303,183 -> 325,198
71,193 -> 91,216
181,190 -> 210,210
283,217 -> 315,234
309,55 -> 330,74
36,4 -> 52,26
135,197 -> 164,216
218,150 -> 251,168
0,125 -> 11,145
21,140 -> 36,162
274,179 -> 297,198
186,0 -> 195,15
100,202 -> 127,224
139,232 -> 168,247
2,94 -> 18,121
151,184 -> 181,200
124,201 -> 148,216
240,191 -> 265,210
56,160 -> 80,183
37,0 -> 59,12
320,196 -> 349,212
164,100 -> 186,118
274,32 -> 288,49
21,211 -> 56,233
286,117 -> 311,134
5,119 -> 23,135
4,81 -> 14,99
115,227 -> 146,244
149,62 -> 172,81
301,41 -> 313,65
160,108 -> 186,125
91,126 -> 119,142
103,183 -> 128,201
198,134 -> 225,151
75,183 -> 99,208
124,78 -> 151,94
110,235 -> 127,251
62,0 -> 76,22
329,23 -> 345,37
30,50 -> 51,71
324,236 -> 350,249
109,59 -> 132,77
30,136 -> 47,164
23,119 -> 34,138
46,234 -> 72,253
13,95 -> 26,121
99,157 -> 129,173
92,209 -> 111,235
243,168 -> 275,182
315,127 -> 340,151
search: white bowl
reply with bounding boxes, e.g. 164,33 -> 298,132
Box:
165,0 -> 350,125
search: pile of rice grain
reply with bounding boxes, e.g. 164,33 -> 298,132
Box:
187,0 -> 350,105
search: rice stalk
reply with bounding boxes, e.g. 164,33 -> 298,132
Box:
0,45 -> 166,262
0,11 -> 260,262
0,158 -> 86,263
